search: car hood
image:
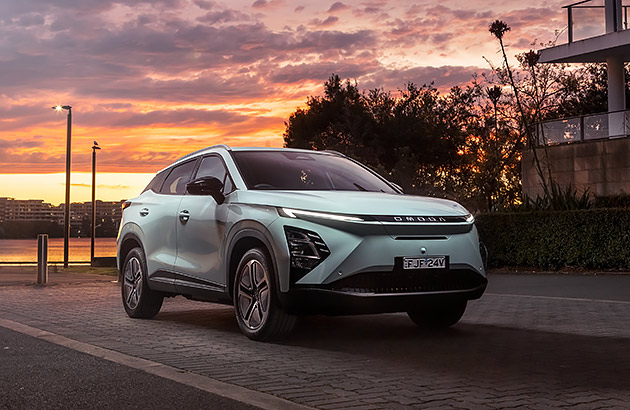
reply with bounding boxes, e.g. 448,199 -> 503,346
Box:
232,190 -> 469,217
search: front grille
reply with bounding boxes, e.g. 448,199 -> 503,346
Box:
327,269 -> 484,294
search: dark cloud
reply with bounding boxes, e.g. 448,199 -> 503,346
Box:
252,0 -> 268,9
328,2 -> 349,13
0,138 -> 43,149
197,10 -> 251,24
194,0 -> 216,10
0,149 -> 65,173
359,66 -> 490,93
311,16 -> 339,27
16,13 -> 45,27
107,109 -> 241,128
270,62 -> 374,84
295,29 -> 376,51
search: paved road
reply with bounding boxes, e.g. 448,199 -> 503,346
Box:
0,272 -> 629,409
0,326 -> 259,410
0,266 -> 115,286
487,272 -> 630,302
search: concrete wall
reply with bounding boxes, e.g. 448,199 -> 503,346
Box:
522,138 -> 630,198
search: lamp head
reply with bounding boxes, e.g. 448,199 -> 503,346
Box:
52,105 -> 72,111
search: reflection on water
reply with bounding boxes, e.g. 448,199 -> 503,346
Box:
0,237 -> 117,263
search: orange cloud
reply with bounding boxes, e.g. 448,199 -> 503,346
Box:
0,0 -> 565,203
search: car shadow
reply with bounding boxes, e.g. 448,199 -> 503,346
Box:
153,304 -> 630,391
156,305 -> 241,333
286,313 -> 630,390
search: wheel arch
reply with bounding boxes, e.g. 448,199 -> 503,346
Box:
226,226 -> 280,301
118,233 -> 145,281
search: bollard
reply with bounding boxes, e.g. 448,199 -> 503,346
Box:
37,234 -> 48,285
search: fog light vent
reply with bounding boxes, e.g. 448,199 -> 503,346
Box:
284,226 -> 329,282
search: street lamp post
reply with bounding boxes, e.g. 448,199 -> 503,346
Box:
91,141 -> 101,265
52,105 -> 72,268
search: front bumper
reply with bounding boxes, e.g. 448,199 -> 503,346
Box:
279,267 -> 487,315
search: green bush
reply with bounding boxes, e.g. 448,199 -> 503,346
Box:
593,194 -> 630,209
476,209 -> 630,269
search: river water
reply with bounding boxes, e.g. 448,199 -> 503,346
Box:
0,238 -> 117,263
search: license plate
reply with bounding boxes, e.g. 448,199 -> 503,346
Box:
403,256 -> 447,270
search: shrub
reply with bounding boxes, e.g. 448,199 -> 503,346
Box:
593,193 -> 630,209
506,182 -> 592,212
475,209 -> 630,269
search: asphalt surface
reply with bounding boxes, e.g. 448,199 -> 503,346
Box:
0,325 -> 259,410
0,269 -> 629,409
0,266 -> 115,286
486,271 -> 630,301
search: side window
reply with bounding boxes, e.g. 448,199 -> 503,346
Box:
159,160 -> 197,195
195,156 -> 235,194
142,170 -> 168,193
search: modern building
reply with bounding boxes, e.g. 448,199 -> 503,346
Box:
523,0 -> 629,198
0,197 -> 63,223
0,197 -> 125,236
67,200 -> 125,237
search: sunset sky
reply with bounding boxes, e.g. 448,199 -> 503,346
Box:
1,0 -> 569,204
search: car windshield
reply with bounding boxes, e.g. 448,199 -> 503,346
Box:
232,151 -> 398,193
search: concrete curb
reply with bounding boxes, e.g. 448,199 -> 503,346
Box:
0,318 -> 313,410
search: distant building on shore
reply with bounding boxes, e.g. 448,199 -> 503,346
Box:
0,197 -> 63,223
0,197 -> 125,237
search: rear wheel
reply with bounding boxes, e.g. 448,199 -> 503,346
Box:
407,300 -> 467,328
233,248 -> 296,341
121,247 -> 163,319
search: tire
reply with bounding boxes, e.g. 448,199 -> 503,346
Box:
121,247 -> 163,319
407,300 -> 467,328
233,248 -> 296,341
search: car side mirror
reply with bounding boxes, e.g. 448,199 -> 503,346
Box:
186,176 -> 225,204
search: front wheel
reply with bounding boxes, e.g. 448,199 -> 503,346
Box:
233,248 -> 296,341
121,247 -> 163,319
407,300 -> 467,328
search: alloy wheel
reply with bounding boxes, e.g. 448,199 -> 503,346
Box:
237,259 -> 270,330
123,256 -> 143,310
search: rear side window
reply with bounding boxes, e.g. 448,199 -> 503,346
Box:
142,170 -> 168,193
159,160 -> 197,195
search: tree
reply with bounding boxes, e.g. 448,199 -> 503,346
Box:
283,45 -> 622,211
283,75 -> 477,200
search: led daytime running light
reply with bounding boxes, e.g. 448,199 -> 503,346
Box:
279,208 -> 363,222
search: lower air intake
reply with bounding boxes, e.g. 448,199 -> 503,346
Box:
327,269 -> 484,294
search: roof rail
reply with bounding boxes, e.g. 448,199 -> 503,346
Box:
174,144 -> 232,163
323,149 -> 346,157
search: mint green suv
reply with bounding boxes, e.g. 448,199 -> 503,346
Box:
117,145 -> 487,341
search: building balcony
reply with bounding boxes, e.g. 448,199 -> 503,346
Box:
525,1 -> 630,199
534,109 -> 630,145
540,0 -> 630,63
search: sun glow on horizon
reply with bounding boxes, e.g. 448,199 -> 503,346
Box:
0,173 -> 156,205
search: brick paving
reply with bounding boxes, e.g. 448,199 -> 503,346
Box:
0,280 -> 629,409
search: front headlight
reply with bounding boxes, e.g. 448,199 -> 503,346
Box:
278,207 -> 364,223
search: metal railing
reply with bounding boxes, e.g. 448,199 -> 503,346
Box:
565,0 -> 629,43
535,109 -> 630,145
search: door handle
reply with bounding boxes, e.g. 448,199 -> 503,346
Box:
179,210 -> 190,223
139,208 -> 149,217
